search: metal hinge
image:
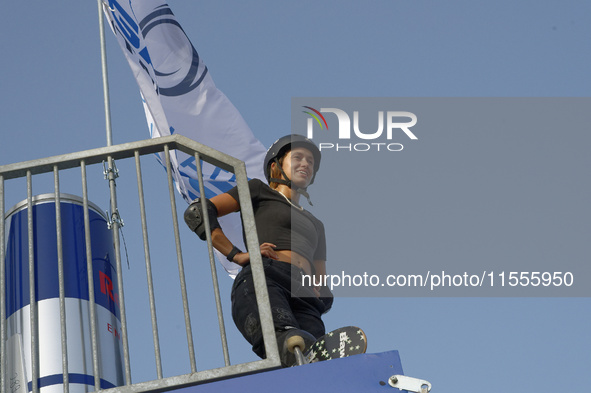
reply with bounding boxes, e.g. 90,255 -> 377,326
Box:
102,160 -> 120,180
107,209 -> 124,229
389,375 -> 432,392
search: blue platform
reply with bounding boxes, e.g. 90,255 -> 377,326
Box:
178,351 -> 404,393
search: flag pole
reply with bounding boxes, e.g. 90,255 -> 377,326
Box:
96,0 -> 133,385
97,0 -> 113,147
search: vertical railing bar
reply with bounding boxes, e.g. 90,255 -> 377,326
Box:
81,161 -> 102,391
233,164 -> 281,365
53,167 -> 69,393
193,153 -> 231,366
163,145 -> 197,372
26,171 -> 40,393
105,155 -> 132,384
0,175 -> 6,393
134,151 -> 163,379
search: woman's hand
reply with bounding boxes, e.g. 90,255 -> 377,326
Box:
231,242 -> 278,266
259,242 -> 278,260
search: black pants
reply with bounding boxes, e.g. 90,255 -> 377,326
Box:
231,258 -> 326,358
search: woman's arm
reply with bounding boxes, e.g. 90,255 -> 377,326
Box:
210,193 -> 240,216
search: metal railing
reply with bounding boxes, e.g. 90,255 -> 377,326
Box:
0,134 -> 281,393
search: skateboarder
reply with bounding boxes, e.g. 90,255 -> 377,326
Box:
185,134 -> 333,366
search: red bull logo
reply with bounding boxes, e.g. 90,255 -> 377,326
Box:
100,270 -> 120,309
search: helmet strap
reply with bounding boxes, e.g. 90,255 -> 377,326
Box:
297,188 -> 314,206
270,158 -> 314,206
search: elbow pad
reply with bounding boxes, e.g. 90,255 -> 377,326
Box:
184,198 -> 221,240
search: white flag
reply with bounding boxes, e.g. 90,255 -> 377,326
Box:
103,0 -> 266,277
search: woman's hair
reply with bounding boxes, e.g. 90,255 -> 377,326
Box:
268,150 -> 289,189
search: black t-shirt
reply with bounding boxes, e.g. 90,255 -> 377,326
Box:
227,179 -> 326,263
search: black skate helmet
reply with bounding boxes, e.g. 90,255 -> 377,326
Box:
264,134 -> 321,185
264,134 -> 321,205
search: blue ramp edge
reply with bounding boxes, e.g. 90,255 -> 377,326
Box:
180,350 -> 404,393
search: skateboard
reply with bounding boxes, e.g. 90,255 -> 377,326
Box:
305,326 -> 367,363
286,326 -> 367,366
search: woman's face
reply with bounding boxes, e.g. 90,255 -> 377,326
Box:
280,146 -> 315,188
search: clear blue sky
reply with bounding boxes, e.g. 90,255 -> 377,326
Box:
1,1 -> 590,392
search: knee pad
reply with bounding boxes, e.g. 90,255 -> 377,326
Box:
184,198 -> 221,240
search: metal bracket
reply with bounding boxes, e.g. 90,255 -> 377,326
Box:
388,375 -> 432,392
102,160 -> 120,180
106,209 -> 124,229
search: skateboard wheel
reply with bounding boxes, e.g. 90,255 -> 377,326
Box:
286,335 -> 306,353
